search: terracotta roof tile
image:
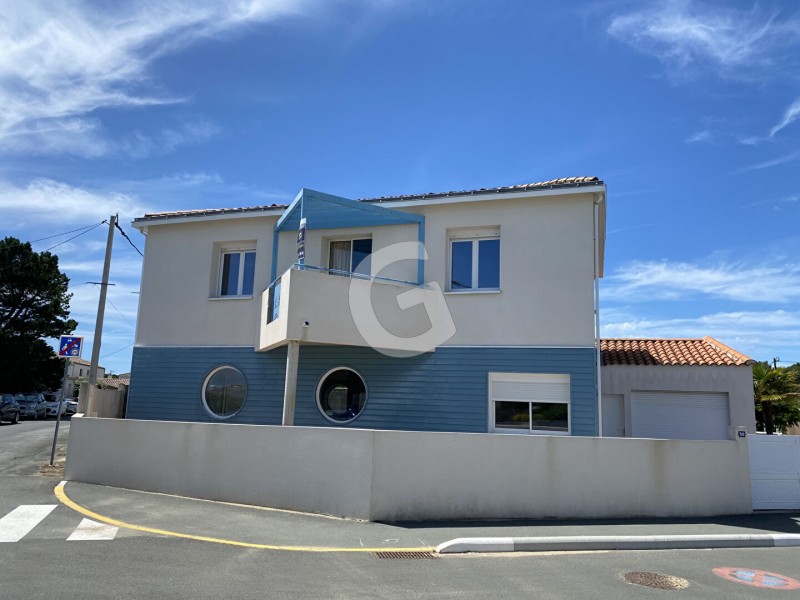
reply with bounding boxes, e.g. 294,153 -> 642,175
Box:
360,176 -> 602,203
98,378 -> 130,389
134,176 -> 604,222
600,337 -> 753,367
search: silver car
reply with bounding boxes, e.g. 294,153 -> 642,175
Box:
43,393 -> 67,417
17,393 -> 47,420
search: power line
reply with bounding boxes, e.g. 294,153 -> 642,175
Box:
114,221 -> 143,257
31,221 -> 106,243
107,297 -> 136,328
45,221 -> 106,252
100,342 -> 134,359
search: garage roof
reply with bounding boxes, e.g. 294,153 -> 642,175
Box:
601,337 -> 753,367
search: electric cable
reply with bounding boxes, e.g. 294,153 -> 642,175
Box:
31,221 -> 106,243
114,221 -> 143,257
100,342 -> 134,359
45,221 -> 107,252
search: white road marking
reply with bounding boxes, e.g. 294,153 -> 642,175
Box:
0,505 -> 58,542
67,518 -> 119,541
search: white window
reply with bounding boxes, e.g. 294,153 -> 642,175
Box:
327,238 -> 372,276
219,248 -> 256,297
448,229 -> 500,291
489,373 -> 570,435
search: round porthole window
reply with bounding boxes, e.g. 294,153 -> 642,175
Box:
317,367 -> 367,423
202,366 -> 247,419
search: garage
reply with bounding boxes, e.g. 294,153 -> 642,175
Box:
601,337 -> 755,440
630,391 -> 730,440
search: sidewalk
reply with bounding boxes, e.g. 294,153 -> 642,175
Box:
58,481 -> 800,554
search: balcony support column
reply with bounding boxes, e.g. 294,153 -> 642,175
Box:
282,340 -> 300,426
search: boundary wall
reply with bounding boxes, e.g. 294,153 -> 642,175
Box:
65,416 -> 752,520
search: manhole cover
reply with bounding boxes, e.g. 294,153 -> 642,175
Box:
373,551 -> 438,560
623,572 -> 690,590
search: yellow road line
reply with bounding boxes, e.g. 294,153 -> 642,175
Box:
54,481 -> 435,554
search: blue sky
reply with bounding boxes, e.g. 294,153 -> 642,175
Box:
1,0 -> 799,374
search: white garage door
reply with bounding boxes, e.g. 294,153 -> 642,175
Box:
630,391 -> 730,440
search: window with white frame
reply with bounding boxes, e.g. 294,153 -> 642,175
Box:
448,228 -> 500,291
489,373 -> 570,434
327,238 -> 372,276
219,247 -> 256,297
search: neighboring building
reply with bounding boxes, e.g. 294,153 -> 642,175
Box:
128,177 -> 607,435
64,357 -> 106,398
98,377 -> 130,390
601,337 -> 756,440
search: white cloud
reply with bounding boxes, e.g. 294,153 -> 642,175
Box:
604,259 -> 800,303
0,178 -> 150,225
0,1 -> 313,156
608,1 -> 800,80
601,308 -> 800,361
770,97 -> 800,137
685,129 -> 712,143
741,150 -> 800,172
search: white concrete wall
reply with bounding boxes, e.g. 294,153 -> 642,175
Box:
66,416 -> 753,521
602,365 -> 757,435
136,216 -> 278,347
136,190 -> 597,348
259,267 -> 448,352
414,193 -> 597,347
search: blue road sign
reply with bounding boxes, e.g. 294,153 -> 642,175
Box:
58,336 -> 83,358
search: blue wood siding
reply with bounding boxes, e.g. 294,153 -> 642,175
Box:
127,345 -> 597,435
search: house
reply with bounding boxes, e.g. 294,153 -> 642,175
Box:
98,377 -> 130,390
127,177 -> 606,435
601,337 -> 756,440
63,357 -> 106,398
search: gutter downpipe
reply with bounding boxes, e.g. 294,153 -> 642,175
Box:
593,193 -> 603,437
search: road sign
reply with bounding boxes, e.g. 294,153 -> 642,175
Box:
58,336 -> 83,358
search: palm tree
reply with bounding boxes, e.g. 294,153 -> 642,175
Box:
753,362 -> 799,435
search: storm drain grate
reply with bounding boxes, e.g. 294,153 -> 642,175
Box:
623,572 -> 690,590
373,551 -> 438,560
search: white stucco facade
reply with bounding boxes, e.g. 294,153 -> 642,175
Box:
134,188 -> 603,350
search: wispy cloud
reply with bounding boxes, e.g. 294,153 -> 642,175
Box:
601,308 -> 800,360
604,258 -> 800,303
741,150 -> 800,172
0,178 -> 149,225
608,1 -> 800,80
0,1 -> 313,156
770,97 -> 800,137
685,129 -> 712,143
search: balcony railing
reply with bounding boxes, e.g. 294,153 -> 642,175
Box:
259,264 -> 448,353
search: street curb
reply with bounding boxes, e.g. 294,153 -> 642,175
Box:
436,534 -> 800,554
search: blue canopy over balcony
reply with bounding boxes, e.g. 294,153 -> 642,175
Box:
270,188 -> 426,284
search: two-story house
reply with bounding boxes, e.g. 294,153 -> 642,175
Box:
127,177 -> 606,435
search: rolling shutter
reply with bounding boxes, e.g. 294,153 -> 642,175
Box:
630,391 -> 729,440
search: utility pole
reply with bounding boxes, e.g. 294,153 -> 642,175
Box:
773,357 -> 780,369
88,215 -> 116,384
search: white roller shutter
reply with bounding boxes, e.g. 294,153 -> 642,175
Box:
630,391 -> 729,440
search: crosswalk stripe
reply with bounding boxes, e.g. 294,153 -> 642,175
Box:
67,518 -> 119,541
0,505 -> 58,542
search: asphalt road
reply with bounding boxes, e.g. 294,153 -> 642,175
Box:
2,419 -> 800,599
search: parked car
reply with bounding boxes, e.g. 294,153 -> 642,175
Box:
17,392 -> 47,420
43,393 -> 66,417
0,393 -> 20,424
65,399 -> 78,415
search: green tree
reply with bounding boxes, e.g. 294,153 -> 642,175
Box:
753,362 -> 800,435
0,237 -> 77,391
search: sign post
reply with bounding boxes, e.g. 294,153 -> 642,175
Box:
50,336 -> 83,466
